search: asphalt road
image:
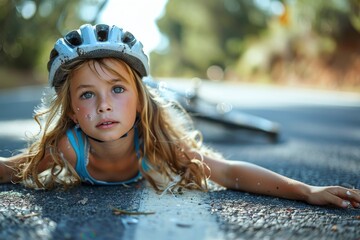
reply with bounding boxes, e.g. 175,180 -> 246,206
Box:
0,81 -> 360,240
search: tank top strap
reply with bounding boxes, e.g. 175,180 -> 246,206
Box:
66,128 -> 80,158
66,127 -> 90,178
134,125 -> 152,172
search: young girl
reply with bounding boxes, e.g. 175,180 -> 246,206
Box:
0,24 -> 359,208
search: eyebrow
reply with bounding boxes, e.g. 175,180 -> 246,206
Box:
76,84 -> 93,90
108,78 -> 125,84
76,78 -> 125,91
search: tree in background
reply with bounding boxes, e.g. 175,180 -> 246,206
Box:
0,0 -> 107,87
254,0 -> 360,90
151,0 -> 271,79
151,0 -> 360,90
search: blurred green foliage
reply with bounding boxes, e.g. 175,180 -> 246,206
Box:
151,0 -> 271,78
1,0 -> 360,90
151,0 -> 360,90
0,0 -> 107,87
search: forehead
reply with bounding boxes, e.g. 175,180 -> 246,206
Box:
71,58 -> 136,85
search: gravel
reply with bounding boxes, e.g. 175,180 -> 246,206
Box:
0,183 -> 142,240
208,190 -> 360,240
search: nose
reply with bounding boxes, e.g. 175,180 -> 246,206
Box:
97,96 -> 113,113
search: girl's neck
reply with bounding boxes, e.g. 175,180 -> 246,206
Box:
86,131 -> 140,181
88,130 -> 136,163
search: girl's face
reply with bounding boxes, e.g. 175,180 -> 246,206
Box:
69,59 -> 140,142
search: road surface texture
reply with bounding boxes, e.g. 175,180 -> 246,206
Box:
0,80 -> 359,240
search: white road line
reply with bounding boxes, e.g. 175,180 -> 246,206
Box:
133,187 -> 224,240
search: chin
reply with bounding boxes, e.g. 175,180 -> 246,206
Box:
103,134 -> 128,142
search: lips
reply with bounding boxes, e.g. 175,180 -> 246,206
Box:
96,120 -> 119,128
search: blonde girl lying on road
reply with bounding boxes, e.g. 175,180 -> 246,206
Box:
0,24 -> 359,208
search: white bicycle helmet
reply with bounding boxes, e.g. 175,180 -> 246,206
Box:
47,24 -> 149,89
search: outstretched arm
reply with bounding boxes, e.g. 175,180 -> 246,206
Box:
204,156 -> 360,208
0,135 -> 76,185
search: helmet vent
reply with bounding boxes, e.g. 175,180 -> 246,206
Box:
96,24 -> 109,42
47,49 -> 59,71
122,31 -> 136,48
50,48 -> 59,59
65,30 -> 82,47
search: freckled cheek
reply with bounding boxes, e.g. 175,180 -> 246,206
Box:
74,105 -> 95,122
117,99 -> 137,117
117,97 -> 138,112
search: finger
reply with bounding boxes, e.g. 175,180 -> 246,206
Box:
321,189 -> 350,208
323,187 -> 355,208
350,201 -> 360,208
344,189 -> 360,203
338,188 -> 360,208
331,187 -> 360,203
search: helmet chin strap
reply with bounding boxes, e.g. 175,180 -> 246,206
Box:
86,116 -> 140,143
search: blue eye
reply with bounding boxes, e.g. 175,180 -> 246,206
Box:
113,86 -> 124,94
80,92 -> 94,99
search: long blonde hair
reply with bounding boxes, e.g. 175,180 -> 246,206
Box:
17,58 -> 221,191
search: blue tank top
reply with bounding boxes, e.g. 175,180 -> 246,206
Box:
66,126 -> 149,185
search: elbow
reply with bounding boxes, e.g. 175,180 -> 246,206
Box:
226,163 -> 242,190
209,161 -> 239,190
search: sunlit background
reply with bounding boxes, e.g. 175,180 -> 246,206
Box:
97,0 -> 168,55
1,0 -> 360,91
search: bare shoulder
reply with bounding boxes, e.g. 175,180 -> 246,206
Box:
57,134 -> 77,168
0,152 -> 28,183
